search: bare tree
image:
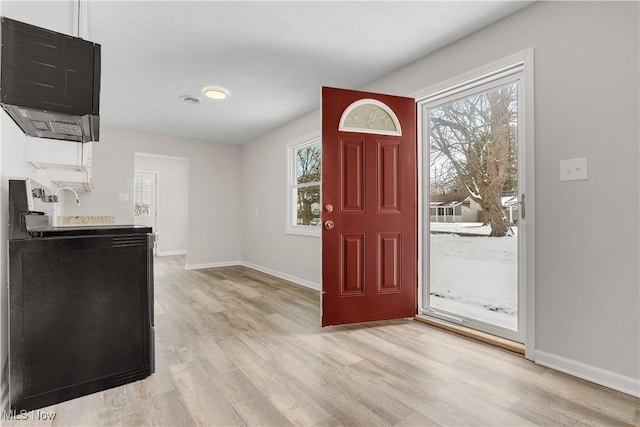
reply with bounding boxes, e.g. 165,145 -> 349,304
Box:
430,83 -> 518,236
296,144 -> 321,225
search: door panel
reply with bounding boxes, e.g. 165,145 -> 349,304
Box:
377,232 -> 401,293
340,137 -> 365,212
340,233 -> 365,296
322,87 -> 417,326
378,141 -> 401,212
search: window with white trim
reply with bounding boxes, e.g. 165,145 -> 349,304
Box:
287,137 -> 321,236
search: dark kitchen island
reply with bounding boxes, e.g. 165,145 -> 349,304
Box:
8,224 -> 155,411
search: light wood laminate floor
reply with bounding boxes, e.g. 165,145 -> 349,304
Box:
7,256 -> 639,426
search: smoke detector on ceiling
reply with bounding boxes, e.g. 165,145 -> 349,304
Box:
179,95 -> 200,104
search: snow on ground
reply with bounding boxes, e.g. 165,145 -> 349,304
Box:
430,222 -> 518,236
428,222 -> 518,330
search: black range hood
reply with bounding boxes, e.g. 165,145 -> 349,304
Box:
0,17 -> 101,142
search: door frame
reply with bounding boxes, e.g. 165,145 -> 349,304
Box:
411,49 -> 535,360
135,152 -> 190,258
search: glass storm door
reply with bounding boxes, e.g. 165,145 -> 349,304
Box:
422,76 -> 525,343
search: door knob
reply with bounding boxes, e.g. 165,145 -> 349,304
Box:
324,220 -> 335,230
324,204 -> 334,213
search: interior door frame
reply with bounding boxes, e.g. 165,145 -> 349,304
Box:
412,49 -> 535,360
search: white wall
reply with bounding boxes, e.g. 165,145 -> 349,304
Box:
2,0 -> 76,35
61,126 -> 242,267
241,117 -> 322,289
134,154 -> 189,255
241,1 -> 639,395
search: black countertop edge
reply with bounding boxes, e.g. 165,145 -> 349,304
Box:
26,224 -> 153,238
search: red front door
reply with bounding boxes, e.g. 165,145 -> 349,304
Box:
321,87 -> 417,326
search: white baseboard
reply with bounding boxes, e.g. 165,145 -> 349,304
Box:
157,250 -> 187,257
182,259 -> 320,291
535,350 -> 640,397
240,261 -> 321,291
184,260 -> 241,270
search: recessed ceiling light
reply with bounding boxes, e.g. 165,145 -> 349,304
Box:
179,95 -> 200,104
203,86 -> 229,100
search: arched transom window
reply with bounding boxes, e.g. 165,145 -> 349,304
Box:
338,98 -> 402,136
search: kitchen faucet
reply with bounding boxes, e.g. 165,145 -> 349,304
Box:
51,187 -> 80,227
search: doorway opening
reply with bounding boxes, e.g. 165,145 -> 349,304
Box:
134,153 -> 188,258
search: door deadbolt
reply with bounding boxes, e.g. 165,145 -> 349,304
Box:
324,204 -> 334,213
324,220 -> 335,230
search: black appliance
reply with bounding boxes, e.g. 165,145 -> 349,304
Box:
8,179 -> 154,411
0,17 -> 101,142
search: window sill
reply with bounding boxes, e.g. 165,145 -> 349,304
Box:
286,227 -> 321,238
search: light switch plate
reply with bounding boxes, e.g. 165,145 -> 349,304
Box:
560,157 -> 588,181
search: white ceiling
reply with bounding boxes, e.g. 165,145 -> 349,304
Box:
87,1 -> 532,145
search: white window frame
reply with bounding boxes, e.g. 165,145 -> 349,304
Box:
413,48 -> 535,359
286,134 -> 321,237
